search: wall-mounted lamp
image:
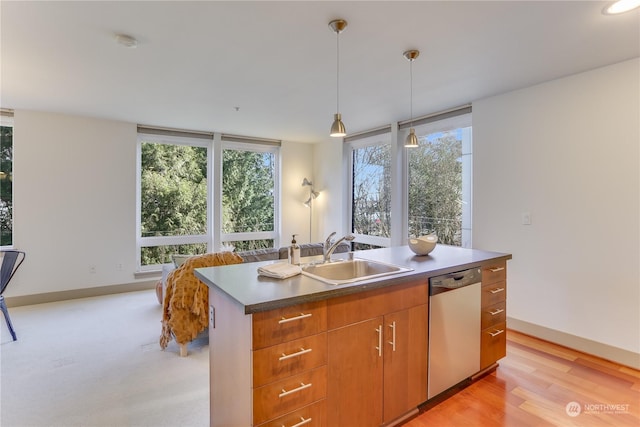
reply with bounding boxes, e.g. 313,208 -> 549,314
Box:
302,177 -> 320,207
302,178 -> 320,241
403,49 -> 420,148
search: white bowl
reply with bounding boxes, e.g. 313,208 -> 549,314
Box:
408,235 -> 438,256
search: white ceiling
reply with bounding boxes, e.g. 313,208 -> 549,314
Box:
1,1 -> 638,143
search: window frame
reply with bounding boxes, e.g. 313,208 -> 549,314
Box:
136,132 -> 212,271
346,107 -> 472,249
216,139 -> 281,250
403,112 -> 472,248
0,110 -> 14,249
346,129 -> 395,249
136,129 -> 281,271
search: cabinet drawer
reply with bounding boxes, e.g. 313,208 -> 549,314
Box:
327,281 -> 428,329
253,301 -> 327,350
481,301 -> 506,329
253,333 -> 327,387
253,366 -> 327,425
482,262 -> 506,285
481,281 -> 507,307
481,321 -> 507,369
256,400 -> 326,427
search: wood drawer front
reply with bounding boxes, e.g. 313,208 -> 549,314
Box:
481,301 -> 506,329
253,301 -> 327,350
481,281 -> 507,307
257,400 -> 326,427
253,366 -> 327,425
327,281 -> 428,329
481,321 -> 507,369
482,262 -> 506,285
253,333 -> 327,387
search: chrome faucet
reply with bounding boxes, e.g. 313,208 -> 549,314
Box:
323,232 -> 355,262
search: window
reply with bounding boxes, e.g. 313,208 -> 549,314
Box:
405,109 -> 472,247
346,106 -> 472,249
220,140 -> 279,252
136,128 -> 280,271
348,130 -> 392,249
137,131 -> 211,269
0,110 -> 14,248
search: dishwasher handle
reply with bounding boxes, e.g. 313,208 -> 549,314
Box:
429,268 -> 482,296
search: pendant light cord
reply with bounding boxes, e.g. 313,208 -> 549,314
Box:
336,31 -> 340,113
409,58 -> 414,128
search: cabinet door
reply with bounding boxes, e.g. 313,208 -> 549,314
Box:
383,305 -> 428,424
327,317 -> 383,427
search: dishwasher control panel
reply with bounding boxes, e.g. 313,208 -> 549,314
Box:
429,268 -> 482,296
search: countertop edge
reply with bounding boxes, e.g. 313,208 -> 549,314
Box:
196,246 -> 512,314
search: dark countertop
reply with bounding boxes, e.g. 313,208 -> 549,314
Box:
195,244 -> 512,314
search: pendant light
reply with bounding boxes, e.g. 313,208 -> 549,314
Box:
329,19 -> 347,137
403,49 -> 420,148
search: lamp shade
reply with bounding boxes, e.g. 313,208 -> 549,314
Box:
404,128 -> 419,148
330,113 -> 346,137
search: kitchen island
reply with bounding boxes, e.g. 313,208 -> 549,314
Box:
196,244 -> 511,427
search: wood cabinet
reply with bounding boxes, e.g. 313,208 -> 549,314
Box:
209,282 -> 427,427
208,292 -> 328,427
252,301 -> 328,427
206,255 -> 509,427
326,280 -> 428,427
480,261 -> 507,369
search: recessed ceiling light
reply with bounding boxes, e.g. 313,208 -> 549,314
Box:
603,0 -> 640,15
114,33 -> 138,48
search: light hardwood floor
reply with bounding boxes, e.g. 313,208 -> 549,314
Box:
404,330 -> 640,427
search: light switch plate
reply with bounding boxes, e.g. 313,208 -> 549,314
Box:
521,212 -> 531,225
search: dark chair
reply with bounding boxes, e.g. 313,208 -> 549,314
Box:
0,250 -> 26,341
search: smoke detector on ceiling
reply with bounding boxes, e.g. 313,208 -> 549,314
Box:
114,33 -> 138,48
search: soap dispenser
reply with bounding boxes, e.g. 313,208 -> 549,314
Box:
289,234 -> 300,265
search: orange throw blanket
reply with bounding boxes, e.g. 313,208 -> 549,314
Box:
160,251 -> 243,349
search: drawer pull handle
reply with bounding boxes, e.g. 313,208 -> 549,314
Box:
489,329 -> 505,337
279,382 -> 312,398
283,416 -> 312,427
489,287 -> 505,294
279,347 -> 312,361
375,325 -> 382,357
489,267 -> 505,272
279,312 -> 312,324
489,308 -> 504,316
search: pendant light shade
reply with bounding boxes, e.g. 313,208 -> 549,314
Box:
329,19 -> 348,137
405,128 -> 419,147
403,49 -> 420,148
330,113 -> 346,137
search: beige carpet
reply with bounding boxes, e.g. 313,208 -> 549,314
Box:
0,290 -> 209,427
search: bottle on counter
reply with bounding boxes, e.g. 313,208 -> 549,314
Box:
289,234 -> 300,265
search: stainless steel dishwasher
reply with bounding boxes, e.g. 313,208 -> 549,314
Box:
428,267 -> 482,399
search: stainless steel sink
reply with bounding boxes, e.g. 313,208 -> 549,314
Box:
301,258 -> 413,285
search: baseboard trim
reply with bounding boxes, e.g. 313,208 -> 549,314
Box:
508,316 -> 640,370
5,281 -> 158,308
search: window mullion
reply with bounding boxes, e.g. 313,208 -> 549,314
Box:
211,133 -> 222,252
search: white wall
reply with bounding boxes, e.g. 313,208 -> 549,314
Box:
473,58 -> 640,356
312,137 -> 348,242
12,111 -> 138,296
9,111 -> 311,298
280,141 -> 314,244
